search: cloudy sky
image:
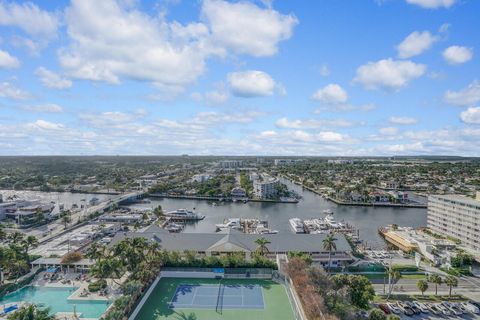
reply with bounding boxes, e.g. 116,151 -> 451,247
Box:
0,0 -> 479,156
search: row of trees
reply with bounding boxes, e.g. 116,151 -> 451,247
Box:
416,274 -> 458,297
285,257 -> 375,320
0,230 -> 39,283
89,236 -> 275,319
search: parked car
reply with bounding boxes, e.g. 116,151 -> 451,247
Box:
398,302 -> 414,316
412,301 -> 429,313
444,302 -> 462,316
355,310 -> 369,319
405,301 -> 421,315
462,302 -> 480,314
387,303 -> 401,314
455,302 -> 467,314
436,303 -> 451,316
470,300 -> 480,309
426,303 -> 441,315
378,304 -> 391,314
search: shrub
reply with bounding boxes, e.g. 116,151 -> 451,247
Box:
61,251 -> 83,264
369,309 -> 387,320
88,279 -> 107,292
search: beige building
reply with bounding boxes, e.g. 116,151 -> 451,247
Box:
428,194 -> 480,254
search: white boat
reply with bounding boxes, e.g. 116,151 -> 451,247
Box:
165,209 -> 205,220
216,218 -> 242,231
289,218 -> 305,233
324,213 -> 344,229
254,224 -> 279,234
165,223 -> 184,233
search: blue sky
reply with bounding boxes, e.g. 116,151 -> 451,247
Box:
0,0 -> 479,155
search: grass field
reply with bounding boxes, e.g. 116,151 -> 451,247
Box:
134,278 -> 296,320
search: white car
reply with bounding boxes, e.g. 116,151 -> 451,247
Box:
461,302 -> 479,314
387,303 -> 401,314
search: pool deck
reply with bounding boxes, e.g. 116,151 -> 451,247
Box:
33,272 -> 123,302
55,312 -> 96,320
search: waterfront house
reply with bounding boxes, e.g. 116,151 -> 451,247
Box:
231,187 -> 247,199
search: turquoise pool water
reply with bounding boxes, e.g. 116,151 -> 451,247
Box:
0,286 -> 110,318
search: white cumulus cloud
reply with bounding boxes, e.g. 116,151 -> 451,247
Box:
353,58 -> 426,90
275,117 -> 355,129
0,1 -> 59,37
202,0 -> 297,57
379,127 -> 399,136
405,0 -> 457,9
0,49 -> 20,68
444,81 -> 480,107
460,107 -> 480,125
35,67 -> 72,89
442,46 -> 473,65
389,116 -> 418,125
205,90 -> 229,105
227,70 -> 276,97
0,81 -> 30,100
59,0 -> 297,94
397,31 -> 438,58
21,104 -> 63,113
312,84 -> 348,104
60,0 -> 215,89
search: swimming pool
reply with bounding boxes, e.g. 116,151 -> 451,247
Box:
0,286 -> 110,319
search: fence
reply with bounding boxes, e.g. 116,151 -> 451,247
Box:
272,271 -> 308,320
161,267 -> 273,279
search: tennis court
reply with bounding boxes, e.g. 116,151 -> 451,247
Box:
169,283 -> 264,310
134,277 -> 296,320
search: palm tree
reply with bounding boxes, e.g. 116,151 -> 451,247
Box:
7,304 -> 54,320
90,255 -> 123,285
386,266 -> 401,300
417,279 -> 428,296
8,231 -> 25,244
445,275 -> 458,299
21,235 -> 39,263
428,274 -> 442,295
322,233 -> 337,273
35,207 -> 45,224
61,214 -> 71,229
85,243 -> 106,262
254,237 -> 271,256
0,225 -> 5,241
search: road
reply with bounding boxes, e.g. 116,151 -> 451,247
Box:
373,277 -> 480,301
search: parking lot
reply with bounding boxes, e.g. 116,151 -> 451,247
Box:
372,301 -> 480,319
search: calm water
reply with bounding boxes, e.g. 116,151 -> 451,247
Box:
1,183 -> 427,249
127,178 -> 428,249
0,286 -> 110,318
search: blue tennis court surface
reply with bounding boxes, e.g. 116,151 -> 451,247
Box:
169,283 -> 265,310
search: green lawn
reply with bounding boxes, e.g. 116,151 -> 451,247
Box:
134,278 -> 296,320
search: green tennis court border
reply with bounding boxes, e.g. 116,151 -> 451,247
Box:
133,277 -> 296,320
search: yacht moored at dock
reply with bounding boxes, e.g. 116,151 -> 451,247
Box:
215,218 -> 242,231
164,208 -> 205,221
289,218 -> 305,233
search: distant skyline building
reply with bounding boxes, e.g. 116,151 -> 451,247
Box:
219,160 -> 244,169
427,194 -> 480,254
274,159 -> 303,166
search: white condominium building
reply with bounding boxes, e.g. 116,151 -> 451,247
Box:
427,194 -> 480,253
253,178 -> 278,199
